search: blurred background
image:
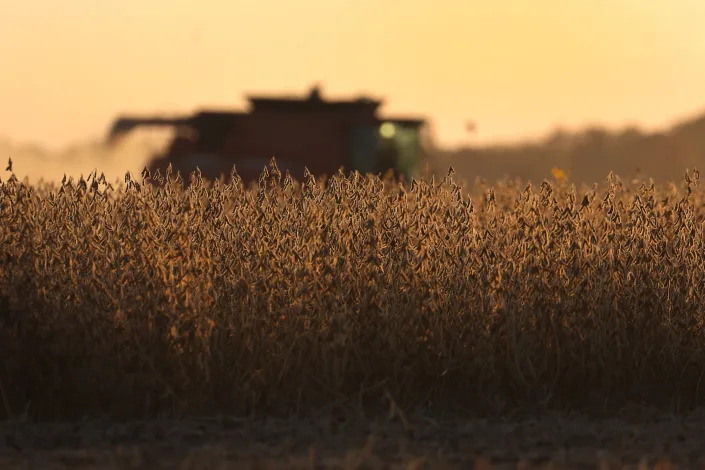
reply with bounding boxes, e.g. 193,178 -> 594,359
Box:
2,0 -> 705,186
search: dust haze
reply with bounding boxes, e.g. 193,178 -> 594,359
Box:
0,129 -> 173,186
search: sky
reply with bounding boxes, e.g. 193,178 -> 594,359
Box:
2,0 -> 705,180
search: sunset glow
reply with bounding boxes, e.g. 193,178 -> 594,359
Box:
3,0 -> 705,157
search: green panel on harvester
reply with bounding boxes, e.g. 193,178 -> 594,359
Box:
349,124 -> 380,174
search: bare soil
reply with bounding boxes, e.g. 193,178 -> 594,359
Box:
2,406 -> 705,469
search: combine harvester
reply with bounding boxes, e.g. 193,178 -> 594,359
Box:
107,86 -> 426,183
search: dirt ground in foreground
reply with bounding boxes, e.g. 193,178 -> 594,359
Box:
2,407 -> 705,469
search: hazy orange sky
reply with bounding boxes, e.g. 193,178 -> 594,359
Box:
3,0 -> 705,151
